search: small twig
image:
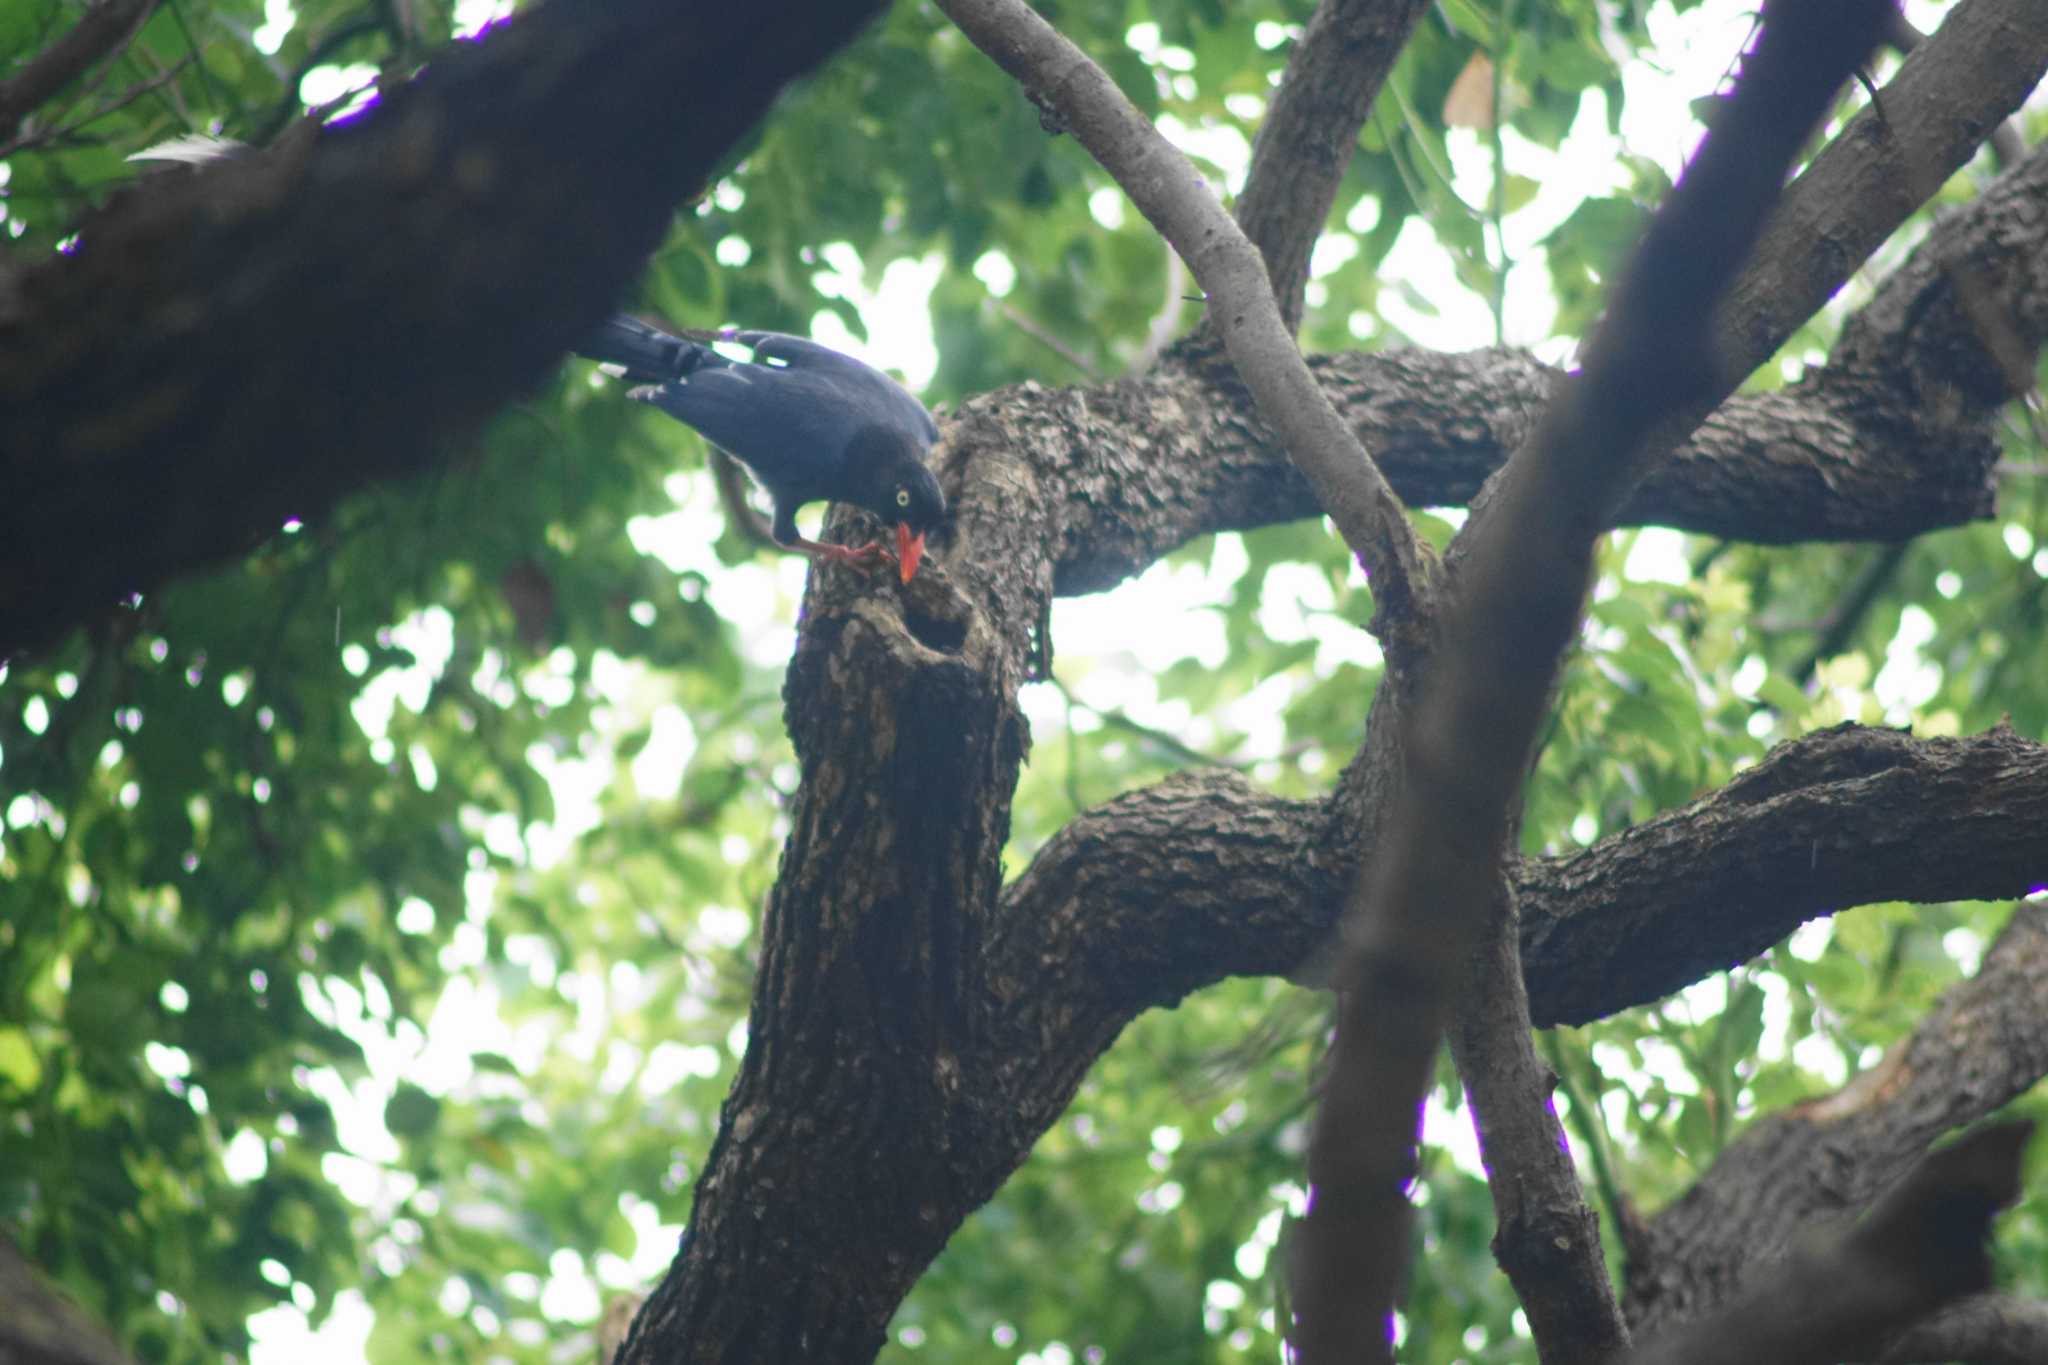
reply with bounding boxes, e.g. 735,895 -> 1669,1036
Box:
1127,248 -> 1187,375
1541,1031 -> 1628,1234
999,301 -> 1102,380
0,0 -> 163,145
163,0 -> 222,119
1792,541 -> 1909,686
1047,673 -> 1241,771
0,56 -> 197,159
708,448 -> 779,552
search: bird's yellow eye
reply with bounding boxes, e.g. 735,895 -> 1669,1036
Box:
896,488 -> 912,508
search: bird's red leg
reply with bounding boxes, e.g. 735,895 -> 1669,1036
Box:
784,536 -> 895,573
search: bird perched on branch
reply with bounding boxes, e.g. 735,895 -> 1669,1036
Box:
578,317 -> 945,583
127,140 -> 946,583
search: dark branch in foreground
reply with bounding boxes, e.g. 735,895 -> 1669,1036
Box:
0,0 -> 888,657
1629,1122 -> 2034,1365
1294,3 -> 1893,1359
1873,1292 -> 2048,1365
1624,903 -> 2048,1336
0,0 -> 161,146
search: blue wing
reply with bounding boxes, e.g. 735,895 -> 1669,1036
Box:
613,326 -> 938,545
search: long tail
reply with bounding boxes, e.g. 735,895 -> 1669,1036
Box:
573,316 -> 724,383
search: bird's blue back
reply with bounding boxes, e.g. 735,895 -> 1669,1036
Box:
645,333 -> 934,503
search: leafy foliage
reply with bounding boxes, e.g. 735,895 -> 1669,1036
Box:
2,0 -> 2045,1360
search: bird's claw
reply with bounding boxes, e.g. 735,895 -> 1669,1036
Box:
808,541 -> 896,575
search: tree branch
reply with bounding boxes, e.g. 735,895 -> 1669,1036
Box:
1294,3 -> 1894,1356
934,0 -> 1434,645
985,130 -> 2048,606
0,0 -> 890,658
1446,886 -> 1629,1365
1629,1121 -> 2034,1365
993,725 -> 2048,1033
0,0 -> 162,147
1623,902 -> 2048,1334
1231,0 -> 1433,332
1717,0 -> 2048,375
1874,1293 -> 2048,1365
1520,721 -> 2048,1026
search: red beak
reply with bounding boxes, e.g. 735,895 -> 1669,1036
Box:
896,524 -> 926,583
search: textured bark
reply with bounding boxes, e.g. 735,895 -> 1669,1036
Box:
0,1233 -> 136,1365
622,587 -> 1024,1361
1446,887 -> 1627,1365
1874,1293 -> 2048,1364
1627,1121 -> 2033,1365
1622,904 -> 2048,1335
1519,722 -> 2048,1027
0,0 -> 162,146
0,0 -> 889,656
1231,0 -> 1433,331
987,724 -> 2048,1033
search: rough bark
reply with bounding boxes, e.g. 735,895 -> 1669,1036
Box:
0,0 -> 889,657
1622,903 -> 2048,1335
4,0 -> 2043,1355
0,0 -> 162,146
1446,886 -> 1627,1365
1231,0 -> 1433,331
988,724 -> 2048,1032
1873,1293 -> 2048,1364
1627,1121 -> 2033,1365
1520,722 -> 2048,1027
0,1233 -> 137,1365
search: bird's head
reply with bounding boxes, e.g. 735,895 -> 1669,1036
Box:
879,462 -> 946,584
846,426 -> 947,583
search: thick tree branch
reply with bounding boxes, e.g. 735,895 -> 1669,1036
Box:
1519,721 -> 2048,1026
1231,0 -> 1433,332
1719,0 -> 2048,374
0,1232 -> 137,1365
1882,11 -> 2026,169
0,0 -> 889,658
1874,1293 -> 2048,1365
1628,1121 -> 2034,1365
0,0 -> 162,146
1623,904 -> 2048,1337
934,0 -> 1434,644
994,725 -> 2048,1033
1005,131 -> 2048,604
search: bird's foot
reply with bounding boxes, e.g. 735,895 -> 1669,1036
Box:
794,539 -> 896,575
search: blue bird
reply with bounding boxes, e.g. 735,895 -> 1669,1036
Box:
577,317 -> 945,583
128,139 -> 948,581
